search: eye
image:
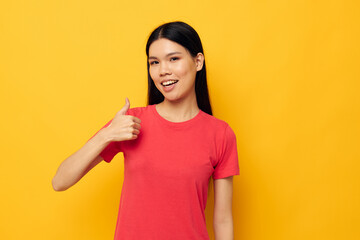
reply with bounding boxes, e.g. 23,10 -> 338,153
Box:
149,61 -> 159,65
170,57 -> 179,62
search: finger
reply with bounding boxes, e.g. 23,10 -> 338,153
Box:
131,128 -> 140,135
132,122 -> 141,130
118,97 -> 130,115
132,116 -> 141,124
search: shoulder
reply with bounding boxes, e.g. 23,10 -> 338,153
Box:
199,111 -> 237,145
200,111 -> 232,131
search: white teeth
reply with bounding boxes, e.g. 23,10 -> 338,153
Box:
162,80 -> 178,86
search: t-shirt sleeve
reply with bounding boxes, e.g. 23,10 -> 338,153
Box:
87,119 -> 122,163
212,124 -> 240,180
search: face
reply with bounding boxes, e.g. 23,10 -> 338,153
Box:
148,38 -> 204,103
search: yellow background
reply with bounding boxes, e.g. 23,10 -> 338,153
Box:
1,0 -> 359,239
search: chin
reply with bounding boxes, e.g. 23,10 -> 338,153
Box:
163,95 -> 182,103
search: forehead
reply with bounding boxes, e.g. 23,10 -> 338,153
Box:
148,38 -> 188,57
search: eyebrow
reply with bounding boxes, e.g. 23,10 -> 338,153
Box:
148,52 -> 182,60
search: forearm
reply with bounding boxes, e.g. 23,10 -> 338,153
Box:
52,128 -> 111,191
213,219 -> 234,240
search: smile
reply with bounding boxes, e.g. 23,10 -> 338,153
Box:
161,80 -> 179,86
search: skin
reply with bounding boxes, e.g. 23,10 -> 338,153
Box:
148,38 -> 203,122
213,176 -> 235,240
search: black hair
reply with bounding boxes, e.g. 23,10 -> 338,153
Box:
145,21 -> 212,115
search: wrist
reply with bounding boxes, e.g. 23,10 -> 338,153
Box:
96,128 -> 113,146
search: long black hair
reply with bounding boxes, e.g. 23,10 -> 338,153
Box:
145,21 -> 212,116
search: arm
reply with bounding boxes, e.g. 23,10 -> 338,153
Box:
51,128 -> 111,191
51,98 -> 141,192
213,176 -> 234,240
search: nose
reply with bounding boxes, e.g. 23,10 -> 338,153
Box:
159,62 -> 171,76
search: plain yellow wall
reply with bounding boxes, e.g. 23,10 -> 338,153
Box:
1,0 -> 359,239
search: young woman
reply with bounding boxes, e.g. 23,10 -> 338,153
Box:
52,21 -> 240,240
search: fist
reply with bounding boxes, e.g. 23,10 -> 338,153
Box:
107,98 -> 141,141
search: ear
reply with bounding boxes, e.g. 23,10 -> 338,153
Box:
195,53 -> 204,71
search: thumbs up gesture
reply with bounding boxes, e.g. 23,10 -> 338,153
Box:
106,98 -> 141,141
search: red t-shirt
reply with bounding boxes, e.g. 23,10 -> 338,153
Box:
89,104 -> 240,239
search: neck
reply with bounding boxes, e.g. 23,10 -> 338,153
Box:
156,95 -> 200,122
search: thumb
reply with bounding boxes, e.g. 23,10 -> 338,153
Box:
118,97 -> 130,115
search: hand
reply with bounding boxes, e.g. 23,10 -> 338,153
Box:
106,98 -> 141,141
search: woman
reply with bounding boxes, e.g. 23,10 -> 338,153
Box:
52,21 -> 240,240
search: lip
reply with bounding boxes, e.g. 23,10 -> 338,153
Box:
161,79 -> 178,92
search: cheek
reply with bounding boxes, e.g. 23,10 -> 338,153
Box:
149,67 -> 157,81
177,62 -> 196,80
174,62 -> 192,77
